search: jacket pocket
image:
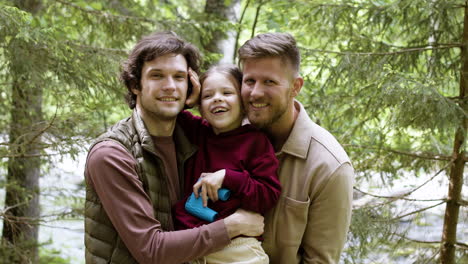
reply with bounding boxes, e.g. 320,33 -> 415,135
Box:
277,196 -> 310,246
264,195 -> 310,249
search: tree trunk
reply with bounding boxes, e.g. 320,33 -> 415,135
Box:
1,1 -> 42,263
439,2 -> 468,263
203,0 -> 240,64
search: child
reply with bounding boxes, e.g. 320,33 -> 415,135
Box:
173,64 -> 281,264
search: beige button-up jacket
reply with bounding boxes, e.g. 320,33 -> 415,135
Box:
263,101 -> 354,264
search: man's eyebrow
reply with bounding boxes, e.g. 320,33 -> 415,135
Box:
147,68 -> 162,72
146,68 -> 187,73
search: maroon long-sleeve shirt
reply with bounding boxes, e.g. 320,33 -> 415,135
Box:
173,111 -> 281,230
85,140 -> 230,264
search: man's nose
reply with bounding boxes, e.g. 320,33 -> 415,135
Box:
250,83 -> 264,99
162,77 -> 176,91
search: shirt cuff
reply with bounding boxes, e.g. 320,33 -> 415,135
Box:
222,169 -> 248,194
208,219 -> 231,246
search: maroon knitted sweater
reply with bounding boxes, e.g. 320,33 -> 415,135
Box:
173,111 -> 281,230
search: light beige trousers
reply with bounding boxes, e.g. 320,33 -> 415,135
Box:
192,237 -> 269,264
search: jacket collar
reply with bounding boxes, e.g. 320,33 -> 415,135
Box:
132,109 -> 156,154
278,100 -> 313,159
132,109 -> 196,161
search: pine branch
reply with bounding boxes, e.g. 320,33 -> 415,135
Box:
447,96 -> 468,105
38,223 -> 82,231
396,234 -> 468,250
354,187 -> 446,202
456,242 -> 468,250
300,43 -> 462,56
344,144 -> 454,161
250,1 -> 265,38
233,0 -> 252,60
354,161 -> 453,202
52,0 -> 205,40
397,234 -> 440,245
52,0 -> 199,28
459,199 -> 468,207
398,197 -> 446,202
384,201 -> 446,221
1,209 -> 79,224
0,152 -> 62,158
40,209 -> 83,220
2,110 -> 60,158
315,4 -> 355,8
2,201 -> 29,214
64,40 -> 127,55
52,0 -> 156,23
23,109 -> 58,148
312,3 -> 464,11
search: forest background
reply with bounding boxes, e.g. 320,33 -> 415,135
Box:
0,0 -> 466,263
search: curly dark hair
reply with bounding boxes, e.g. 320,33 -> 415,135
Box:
120,31 -> 201,109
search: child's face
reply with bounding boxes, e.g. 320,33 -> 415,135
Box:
200,72 -> 243,135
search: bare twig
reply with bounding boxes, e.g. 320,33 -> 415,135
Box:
2,201 -> 29,214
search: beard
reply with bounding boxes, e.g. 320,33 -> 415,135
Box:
247,98 -> 291,130
244,88 -> 293,130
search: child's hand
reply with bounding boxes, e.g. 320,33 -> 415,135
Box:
186,67 -> 200,108
193,169 -> 226,207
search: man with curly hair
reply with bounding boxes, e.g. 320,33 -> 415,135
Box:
84,31 -> 264,264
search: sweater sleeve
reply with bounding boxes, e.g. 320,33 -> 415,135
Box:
85,141 -> 230,264
177,110 -> 206,144
222,133 -> 281,214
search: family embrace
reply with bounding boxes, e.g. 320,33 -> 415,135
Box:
84,31 -> 354,264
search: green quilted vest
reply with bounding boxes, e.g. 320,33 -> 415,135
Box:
84,110 -> 196,264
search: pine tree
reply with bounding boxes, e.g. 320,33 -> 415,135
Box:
0,0 -> 216,262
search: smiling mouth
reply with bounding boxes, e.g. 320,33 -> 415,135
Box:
251,103 -> 268,108
159,97 -> 177,102
212,107 -> 228,114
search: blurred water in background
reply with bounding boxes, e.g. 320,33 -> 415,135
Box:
0,152 -> 466,263
39,152 -> 87,263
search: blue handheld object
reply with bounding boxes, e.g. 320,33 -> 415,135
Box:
185,188 -> 231,222
217,188 -> 230,201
